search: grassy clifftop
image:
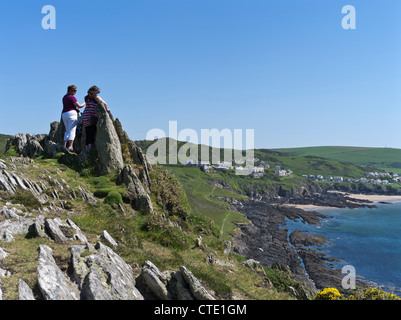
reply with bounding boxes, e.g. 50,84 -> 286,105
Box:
0,144 -> 302,300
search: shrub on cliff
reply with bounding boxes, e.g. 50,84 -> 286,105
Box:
151,167 -> 191,219
104,191 -> 123,206
314,287 -> 401,300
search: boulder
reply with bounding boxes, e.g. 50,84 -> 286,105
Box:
33,217 -> 88,244
37,245 -> 80,300
138,260 -> 171,300
18,279 -> 35,300
70,242 -> 144,300
179,266 -> 215,300
0,170 -> 17,194
117,165 -> 153,214
114,118 -> 152,188
22,136 -> 44,158
78,186 -> 97,206
9,134 -> 45,158
95,101 -> 124,175
0,218 -> 33,242
137,262 -> 214,300
101,230 -> 118,248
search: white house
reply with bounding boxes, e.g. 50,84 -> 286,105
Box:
253,166 -> 265,173
333,176 -> 343,182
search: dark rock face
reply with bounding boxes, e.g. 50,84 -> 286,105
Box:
231,199 -> 368,293
232,202 -> 315,283
95,101 -> 124,175
231,200 -> 344,291
117,165 -> 153,214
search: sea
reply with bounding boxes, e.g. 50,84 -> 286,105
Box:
285,200 -> 401,293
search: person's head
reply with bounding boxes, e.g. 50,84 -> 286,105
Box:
67,85 -> 77,95
88,85 -> 100,97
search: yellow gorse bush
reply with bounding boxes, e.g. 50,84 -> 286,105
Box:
314,288 -> 342,300
314,286 -> 401,300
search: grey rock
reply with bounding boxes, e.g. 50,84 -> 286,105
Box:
44,218 -> 68,242
139,260 -> 171,300
47,120 -> 65,146
114,118 -> 152,188
179,266 -> 215,300
37,245 -> 79,300
0,159 -> 7,170
196,236 -> 202,247
173,271 -> 195,300
18,279 -> 35,300
39,218 -> 88,244
13,134 -> 28,154
95,101 -> 124,175
78,186 -> 97,206
0,229 -> 14,242
102,230 -> 118,248
0,247 -> 8,260
0,218 -> 33,242
0,267 -> 11,278
223,240 -> 232,256
118,165 -> 153,214
66,219 -> 89,244
70,242 -> 144,300
0,206 -> 21,220
31,215 -> 48,239
0,170 -> 16,194
22,136 -> 43,158
11,133 -> 44,158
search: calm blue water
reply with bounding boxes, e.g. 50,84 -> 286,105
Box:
286,201 -> 401,292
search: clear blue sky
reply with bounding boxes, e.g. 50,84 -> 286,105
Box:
1,0 -> 400,149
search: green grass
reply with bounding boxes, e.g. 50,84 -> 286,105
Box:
255,149 -> 368,178
272,146 -> 401,174
163,165 -> 248,240
0,134 -> 12,154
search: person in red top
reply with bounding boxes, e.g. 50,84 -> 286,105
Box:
82,85 -> 110,151
62,85 -> 85,151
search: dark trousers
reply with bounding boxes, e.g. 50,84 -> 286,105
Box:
85,125 -> 97,145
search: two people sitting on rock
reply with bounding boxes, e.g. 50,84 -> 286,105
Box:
61,85 -> 110,152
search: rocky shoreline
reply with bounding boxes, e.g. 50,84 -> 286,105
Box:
230,191 -> 379,294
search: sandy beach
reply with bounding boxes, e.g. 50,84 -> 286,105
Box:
279,191 -> 401,211
327,191 -> 401,203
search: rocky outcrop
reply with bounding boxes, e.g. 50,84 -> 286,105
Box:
114,118 -> 152,188
137,261 -> 215,300
117,165 -> 153,214
6,134 -> 46,158
95,101 -> 124,175
0,198 -> 213,300
37,244 -> 80,300
70,242 -> 144,300
0,207 -> 33,242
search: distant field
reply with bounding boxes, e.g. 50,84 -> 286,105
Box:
272,146 -> 401,174
136,139 -> 375,178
